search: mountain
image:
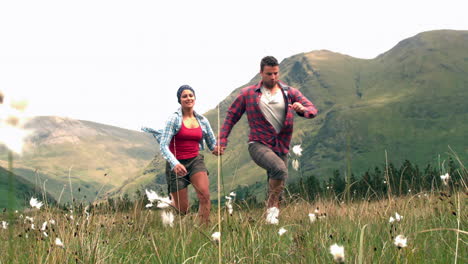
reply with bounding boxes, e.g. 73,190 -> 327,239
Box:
0,116 -> 157,203
124,30 -> 468,197
0,166 -> 56,209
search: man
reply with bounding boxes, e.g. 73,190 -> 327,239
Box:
214,56 -> 317,219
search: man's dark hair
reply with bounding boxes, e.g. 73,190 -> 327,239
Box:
260,56 -> 279,72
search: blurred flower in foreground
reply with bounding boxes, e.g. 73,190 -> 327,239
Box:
278,227 -> 287,236
394,234 -> 407,248
211,231 -> 221,244
30,197 -> 43,209
292,159 -> 299,171
161,211 -> 174,227
0,92 -> 31,155
330,243 -> 345,263
55,237 -> 64,248
292,144 -> 302,156
266,207 -> 279,225
440,173 -> 450,186
145,189 -> 172,209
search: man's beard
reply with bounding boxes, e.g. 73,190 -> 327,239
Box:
264,80 -> 276,89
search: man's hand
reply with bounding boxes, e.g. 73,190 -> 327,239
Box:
291,102 -> 306,114
212,145 -> 225,156
173,164 -> 187,176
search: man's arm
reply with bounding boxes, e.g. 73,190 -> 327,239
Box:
216,90 -> 247,151
289,88 -> 318,118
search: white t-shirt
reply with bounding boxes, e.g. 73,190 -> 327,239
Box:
259,86 -> 286,134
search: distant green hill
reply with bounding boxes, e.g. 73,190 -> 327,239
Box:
0,116 -> 156,203
0,166 -> 56,209
127,30 -> 468,198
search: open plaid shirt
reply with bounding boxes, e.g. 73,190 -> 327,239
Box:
142,108 -> 217,169
219,81 -> 317,155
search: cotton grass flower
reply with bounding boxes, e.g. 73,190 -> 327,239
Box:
211,231 -> 221,244
1,221 -> 8,230
41,221 -> 47,231
292,144 -> 303,156
330,243 -> 345,263
308,213 -> 317,223
145,189 -> 172,209
55,237 -> 64,248
292,159 -> 300,171
278,227 -> 287,236
394,235 -> 407,248
266,207 -> 279,225
395,212 -> 403,221
29,197 -> 43,209
161,211 -> 174,227
440,173 -> 450,186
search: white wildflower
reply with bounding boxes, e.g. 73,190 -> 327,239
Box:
330,243 -> 345,263
31,224 -> 35,230
389,216 -> 395,223
1,221 -> 8,230
266,207 -> 279,225
292,144 -> 303,156
145,189 -> 159,203
229,192 -> 236,197
225,196 -> 232,201
394,235 -> 407,248
145,203 -> 153,208
43,232 -> 48,237
55,237 -> 64,248
156,196 -> 172,209
278,227 -> 287,236
25,216 -> 34,223
29,197 -> 43,209
292,159 -> 300,171
211,231 -> 221,243
161,211 -> 174,227
395,212 -> 403,221
41,221 -> 47,231
308,213 -> 317,223
440,173 -> 450,186
49,219 -> 56,225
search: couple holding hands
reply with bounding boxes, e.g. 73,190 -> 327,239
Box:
144,56 -> 317,224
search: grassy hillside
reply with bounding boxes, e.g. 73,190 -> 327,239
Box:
0,116 -> 157,203
0,166 -> 56,209
126,30 -> 468,198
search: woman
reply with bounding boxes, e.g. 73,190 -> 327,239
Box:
158,85 -> 216,224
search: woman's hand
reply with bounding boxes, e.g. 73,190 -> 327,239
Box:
173,164 -> 187,176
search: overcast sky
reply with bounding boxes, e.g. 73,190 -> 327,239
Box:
1,0 -> 466,131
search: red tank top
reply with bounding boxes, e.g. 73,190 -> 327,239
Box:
169,121 -> 202,160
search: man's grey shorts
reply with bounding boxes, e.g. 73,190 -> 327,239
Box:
247,141 -> 288,181
165,154 -> 208,194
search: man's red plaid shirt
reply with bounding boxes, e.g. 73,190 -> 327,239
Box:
219,80 -> 318,154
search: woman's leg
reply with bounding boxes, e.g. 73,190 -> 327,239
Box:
191,171 -> 211,224
170,188 -> 189,215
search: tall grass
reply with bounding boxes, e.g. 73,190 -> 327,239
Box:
0,190 -> 466,263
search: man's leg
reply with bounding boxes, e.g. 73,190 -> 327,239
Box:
267,179 -> 285,208
248,142 -> 288,208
